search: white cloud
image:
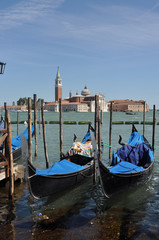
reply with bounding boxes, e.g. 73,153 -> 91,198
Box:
1,1 -> 159,53
0,0 -> 65,30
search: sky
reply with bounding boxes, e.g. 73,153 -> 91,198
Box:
1,0 -> 159,109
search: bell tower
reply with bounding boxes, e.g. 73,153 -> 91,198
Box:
55,67 -> 62,102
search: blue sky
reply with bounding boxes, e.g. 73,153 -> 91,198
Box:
1,0 -> 159,108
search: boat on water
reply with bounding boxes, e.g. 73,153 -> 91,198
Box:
0,122 -> 34,162
27,125 -> 95,199
97,125 -> 154,198
125,112 -> 136,115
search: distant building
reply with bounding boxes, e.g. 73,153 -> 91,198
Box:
44,68 -> 108,112
0,104 -> 27,112
108,100 -> 149,112
55,67 -> 62,102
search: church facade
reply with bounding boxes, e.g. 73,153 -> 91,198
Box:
44,68 -> 108,112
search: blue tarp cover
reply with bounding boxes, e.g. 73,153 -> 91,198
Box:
111,131 -> 153,167
116,143 -> 153,166
110,161 -> 144,174
11,125 -> 34,150
36,159 -> 85,176
128,132 -> 144,146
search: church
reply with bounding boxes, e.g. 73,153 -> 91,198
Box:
44,68 -> 108,112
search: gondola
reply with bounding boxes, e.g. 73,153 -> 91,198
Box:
27,125 -> 95,199
97,125 -> 154,198
0,123 -> 34,162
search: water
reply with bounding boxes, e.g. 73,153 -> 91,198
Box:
0,111 -> 159,240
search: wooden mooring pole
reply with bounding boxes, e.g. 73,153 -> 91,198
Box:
59,99 -> 63,159
28,97 -> 32,163
6,110 -> 14,200
17,111 -> 19,135
109,102 -> 113,162
39,105 -> 41,135
95,95 -> 99,140
143,101 -> 146,137
152,104 -> 156,151
41,99 -> 49,168
98,110 -> 101,162
94,95 -> 100,184
34,94 -> 37,157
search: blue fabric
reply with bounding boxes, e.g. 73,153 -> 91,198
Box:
128,132 -> 144,146
82,131 -> 91,143
0,121 -> 4,130
116,143 -> 153,166
112,151 -> 121,166
11,125 -> 34,150
36,159 -> 85,176
110,161 -> 144,173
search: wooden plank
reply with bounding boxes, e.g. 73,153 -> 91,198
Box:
0,152 -> 8,163
0,161 -> 8,167
0,133 -> 8,146
0,129 -> 7,134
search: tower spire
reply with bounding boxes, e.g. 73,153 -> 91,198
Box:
55,67 -> 62,102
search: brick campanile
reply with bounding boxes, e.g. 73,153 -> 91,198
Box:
55,67 -> 62,102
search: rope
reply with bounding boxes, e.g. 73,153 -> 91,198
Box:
101,141 -> 112,148
28,173 -> 36,179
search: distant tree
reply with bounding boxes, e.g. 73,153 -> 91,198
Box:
17,97 -> 28,106
17,97 -> 35,108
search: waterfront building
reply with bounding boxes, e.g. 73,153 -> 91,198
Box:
108,100 -> 149,112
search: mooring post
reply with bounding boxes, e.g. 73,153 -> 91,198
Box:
41,99 -> 49,168
152,104 -> 156,151
94,95 -> 99,184
28,97 -> 32,163
39,103 -> 41,135
143,101 -> 146,137
17,111 -> 19,135
98,110 -> 101,162
109,102 -> 113,162
59,99 -> 63,159
34,94 -> 37,157
100,109 -> 103,125
95,95 -> 99,140
3,102 -> 7,156
6,110 -> 14,200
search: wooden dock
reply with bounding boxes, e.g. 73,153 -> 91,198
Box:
0,163 -> 24,182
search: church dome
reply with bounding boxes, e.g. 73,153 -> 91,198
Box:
81,85 -> 90,96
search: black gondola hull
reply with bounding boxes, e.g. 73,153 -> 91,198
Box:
28,159 -> 94,199
99,160 -> 154,197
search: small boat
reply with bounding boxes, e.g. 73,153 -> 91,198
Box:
97,125 -> 154,198
0,124 -> 34,161
12,125 -> 34,161
125,112 -> 136,115
27,125 -> 95,199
